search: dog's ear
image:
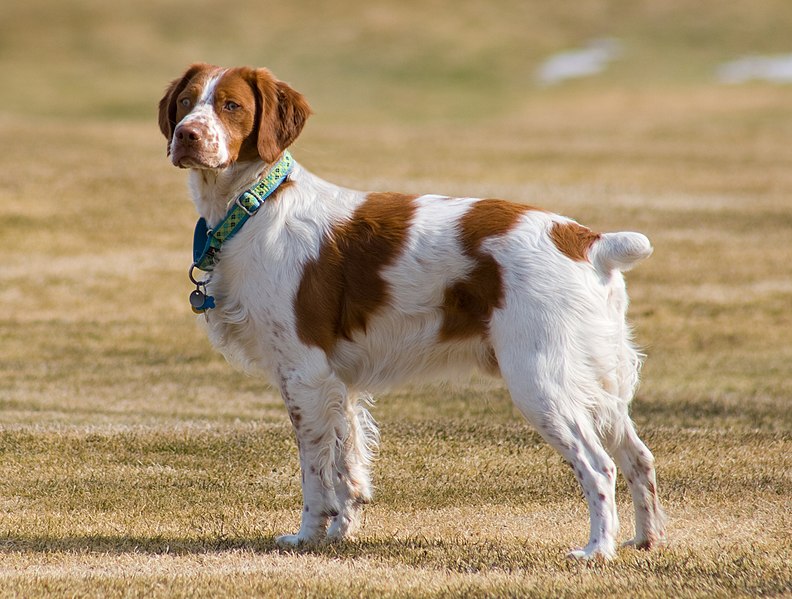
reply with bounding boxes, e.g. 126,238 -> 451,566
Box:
158,63 -> 213,151
250,69 -> 312,163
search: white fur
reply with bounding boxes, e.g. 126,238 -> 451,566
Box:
170,91 -> 666,559
170,71 -> 231,169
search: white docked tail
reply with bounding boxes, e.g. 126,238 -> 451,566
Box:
591,232 -> 653,273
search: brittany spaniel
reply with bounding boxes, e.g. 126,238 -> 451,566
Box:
158,63 -> 666,559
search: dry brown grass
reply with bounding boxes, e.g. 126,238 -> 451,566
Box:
1,1 -> 792,597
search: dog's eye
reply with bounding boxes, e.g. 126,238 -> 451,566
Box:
180,97 -> 191,108
224,101 -> 241,112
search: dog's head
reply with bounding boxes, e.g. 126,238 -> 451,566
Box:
158,63 -> 312,169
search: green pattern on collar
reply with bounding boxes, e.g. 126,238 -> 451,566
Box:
193,151 -> 293,272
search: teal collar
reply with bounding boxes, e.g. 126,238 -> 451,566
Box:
192,151 -> 294,272
188,151 -> 294,313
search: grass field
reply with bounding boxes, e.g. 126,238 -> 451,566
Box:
1,0 -> 791,597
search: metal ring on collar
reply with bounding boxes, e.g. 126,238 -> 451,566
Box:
188,263 -> 211,286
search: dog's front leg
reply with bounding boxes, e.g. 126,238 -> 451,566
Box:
275,365 -> 349,547
277,432 -> 334,547
326,393 -> 378,541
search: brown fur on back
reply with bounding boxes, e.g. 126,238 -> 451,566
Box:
549,221 -> 601,262
295,193 -> 418,353
439,199 -> 537,341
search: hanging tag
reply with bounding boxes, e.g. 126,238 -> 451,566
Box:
189,287 -> 215,314
189,289 -> 207,308
188,264 -> 214,313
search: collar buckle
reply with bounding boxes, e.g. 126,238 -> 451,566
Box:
235,191 -> 260,217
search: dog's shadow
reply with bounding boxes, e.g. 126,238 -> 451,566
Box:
0,533 -> 568,571
0,533 -> 339,556
0,532 -> 443,558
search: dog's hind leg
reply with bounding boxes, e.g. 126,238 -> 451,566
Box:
504,378 -> 620,558
605,417 -> 667,550
492,320 -> 620,559
598,334 -> 667,551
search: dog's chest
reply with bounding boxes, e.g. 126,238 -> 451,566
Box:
198,216 -> 309,377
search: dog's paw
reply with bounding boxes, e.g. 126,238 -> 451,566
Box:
326,520 -> 348,542
622,534 -> 666,551
275,534 -> 304,548
326,515 -> 359,542
567,541 -> 616,561
326,505 -> 364,541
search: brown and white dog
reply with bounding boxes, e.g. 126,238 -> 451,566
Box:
158,63 -> 666,559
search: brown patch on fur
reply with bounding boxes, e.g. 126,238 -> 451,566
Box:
242,68 -> 312,163
439,199 -> 536,341
158,63 -> 218,149
549,221 -> 601,262
210,67 -> 311,165
295,192 -> 418,353
212,70 -> 258,162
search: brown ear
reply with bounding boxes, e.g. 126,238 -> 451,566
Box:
157,63 -> 214,150
251,69 -> 312,163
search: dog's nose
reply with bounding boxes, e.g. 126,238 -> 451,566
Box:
175,124 -> 201,143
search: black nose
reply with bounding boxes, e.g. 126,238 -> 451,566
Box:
175,124 -> 201,142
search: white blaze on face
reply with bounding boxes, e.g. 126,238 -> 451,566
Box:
172,69 -> 231,168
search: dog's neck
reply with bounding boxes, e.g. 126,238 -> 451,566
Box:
188,159 -> 270,227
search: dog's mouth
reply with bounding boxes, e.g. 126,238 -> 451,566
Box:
173,155 -> 201,169
171,146 -> 226,170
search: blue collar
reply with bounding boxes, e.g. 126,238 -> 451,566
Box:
188,151 -> 294,313
192,151 -> 294,272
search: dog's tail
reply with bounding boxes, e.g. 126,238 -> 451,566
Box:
590,232 -> 653,274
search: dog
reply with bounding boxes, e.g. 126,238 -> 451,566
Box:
158,63 -> 666,559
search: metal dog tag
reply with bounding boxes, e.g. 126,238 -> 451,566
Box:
189,289 -> 207,308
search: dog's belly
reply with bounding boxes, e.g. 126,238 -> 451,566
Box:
200,299 -> 496,392
328,311 -> 499,391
